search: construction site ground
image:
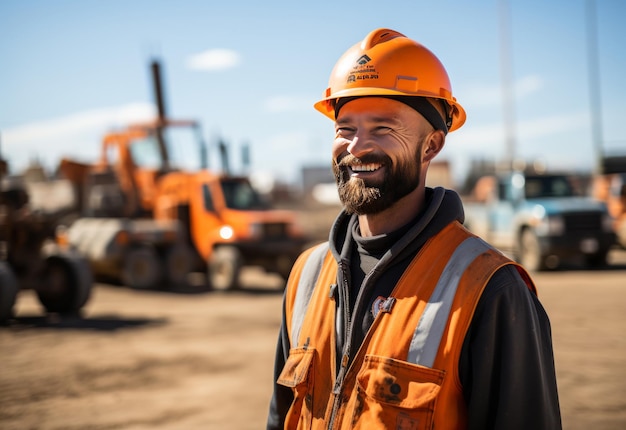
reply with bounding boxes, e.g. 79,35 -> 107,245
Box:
2,206 -> 625,430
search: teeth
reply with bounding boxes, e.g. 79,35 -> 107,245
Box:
351,163 -> 381,172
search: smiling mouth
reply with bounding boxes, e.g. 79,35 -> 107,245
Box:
349,163 -> 382,174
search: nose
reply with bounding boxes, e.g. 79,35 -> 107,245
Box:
346,136 -> 372,158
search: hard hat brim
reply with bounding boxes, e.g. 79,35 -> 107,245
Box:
314,89 -> 466,132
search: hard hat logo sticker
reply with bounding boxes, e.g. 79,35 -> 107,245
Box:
348,56 -> 378,83
356,55 -> 371,65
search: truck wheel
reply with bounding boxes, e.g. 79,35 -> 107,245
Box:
165,245 -> 196,288
208,246 -> 242,291
519,229 -> 545,272
0,262 -> 18,322
586,251 -> 608,268
37,254 -> 93,314
617,223 -> 626,249
122,246 -> 163,289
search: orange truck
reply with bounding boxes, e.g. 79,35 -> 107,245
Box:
58,60 -> 307,290
60,118 -> 307,290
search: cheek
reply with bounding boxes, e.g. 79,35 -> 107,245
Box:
332,138 -> 348,159
385,139 -> 418,165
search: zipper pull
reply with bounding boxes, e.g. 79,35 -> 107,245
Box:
329,283 -> 338,299
333,353 -> 350,394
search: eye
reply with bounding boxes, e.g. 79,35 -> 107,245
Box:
373,126 -> 392,134
335,127 -> 355,137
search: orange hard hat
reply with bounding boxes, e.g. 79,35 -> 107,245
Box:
314,28 -> 466,132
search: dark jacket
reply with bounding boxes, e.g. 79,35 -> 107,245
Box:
267,187 -> 561,429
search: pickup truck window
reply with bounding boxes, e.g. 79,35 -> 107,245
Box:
524,175 -> 575,199
202,184 -> 215,212
220,179 -> 270,210
128,125 -> 205,171
161,125 -> 205,171
129,135 -> 162,169
498,181 -> 513,201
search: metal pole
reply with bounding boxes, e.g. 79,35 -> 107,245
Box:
150,59 -> 170,168
498,0 -> 517,172
151,59 -> 168,121
585,0 -> 604,174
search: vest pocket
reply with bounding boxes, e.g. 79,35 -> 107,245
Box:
277,347 -> 316,429
349,354 -> 444,429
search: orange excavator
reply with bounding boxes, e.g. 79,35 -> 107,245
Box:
59,59 -> 307,290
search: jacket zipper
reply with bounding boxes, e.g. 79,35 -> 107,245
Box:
327,260 -> 399,428
327,296 -> 393,428
328,261 -> 352,428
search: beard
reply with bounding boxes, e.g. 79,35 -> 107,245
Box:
332,150 -> 422,215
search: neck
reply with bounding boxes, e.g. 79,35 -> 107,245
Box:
357,187 -> 426,237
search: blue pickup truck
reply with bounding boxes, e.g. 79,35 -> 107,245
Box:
463,171 -> 616,271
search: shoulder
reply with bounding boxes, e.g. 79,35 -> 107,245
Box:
475,264 -> 547,327
284,242 -> 332,312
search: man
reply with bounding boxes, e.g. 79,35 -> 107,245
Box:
267,28 -> 561,429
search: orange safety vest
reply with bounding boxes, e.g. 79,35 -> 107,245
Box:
278,221 -> 536,430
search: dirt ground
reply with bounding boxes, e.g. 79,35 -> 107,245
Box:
1,246 -> 626,429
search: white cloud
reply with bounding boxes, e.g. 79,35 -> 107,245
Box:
4,103 -> 155,144
461,74 -> 544,108
448,110 -> 588,150
518,111 -> 589,140
2,103 -> 156,172
264,131 -> 310,152
186,49 -> 241,71
252,131 -> 326,182
264,95 -> 312,113
515,75 -> 543,99
444,110 -> 591,182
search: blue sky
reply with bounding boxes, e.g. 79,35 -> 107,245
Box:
2,0 -> 625,187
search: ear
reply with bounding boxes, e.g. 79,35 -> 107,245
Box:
423,130 -> 445,162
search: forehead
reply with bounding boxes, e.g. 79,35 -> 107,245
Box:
335,97 -> 420,124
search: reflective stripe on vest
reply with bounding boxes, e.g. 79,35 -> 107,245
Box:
290,242 -> 330,347
408,236 -> 490,367
289,235 -> 493,363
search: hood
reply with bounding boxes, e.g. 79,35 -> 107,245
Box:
328,187 -> 465,264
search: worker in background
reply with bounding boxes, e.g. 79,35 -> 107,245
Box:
267,28 -> 561,429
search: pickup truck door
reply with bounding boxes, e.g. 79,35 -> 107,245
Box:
488,179 -> 517,251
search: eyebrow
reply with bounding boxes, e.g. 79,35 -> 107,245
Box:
335,113 -> 401,127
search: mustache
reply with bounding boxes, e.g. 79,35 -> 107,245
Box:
336,152 -> 389,168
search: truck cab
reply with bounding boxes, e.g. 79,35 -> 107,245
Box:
154,170 -> 307,290
464,171 -> 616,270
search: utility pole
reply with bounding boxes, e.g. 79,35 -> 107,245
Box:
585,0 -> 604,174
498,0 -> 517,172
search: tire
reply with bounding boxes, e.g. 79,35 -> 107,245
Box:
164,244 -> 196,288
208,246 -> 242,291
586,250 -> 608,268
617,223 -> 626,249
122,246 -> 163,289
519,228 -> 545,272
0,262 -> 18,322
37,254 -> 93,314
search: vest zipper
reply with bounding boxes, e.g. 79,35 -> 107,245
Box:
328,261 -> 352,428
333,261 -> 352,394
327,294 -> 393,429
